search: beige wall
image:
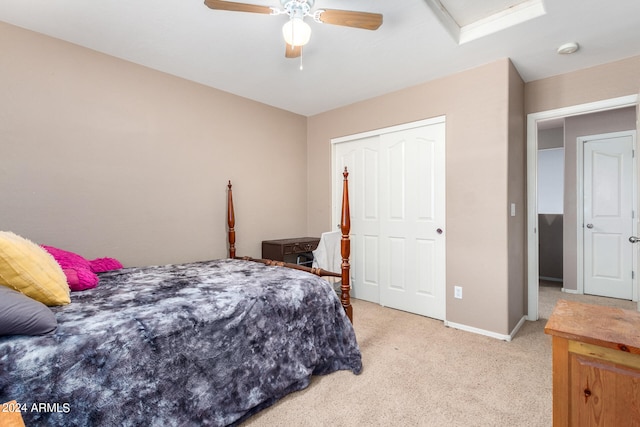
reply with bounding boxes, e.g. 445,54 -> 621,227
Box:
525,56 -> 640,114
0,22 -> 307,266
307,59 -> 525,335
507,62 -> 526,331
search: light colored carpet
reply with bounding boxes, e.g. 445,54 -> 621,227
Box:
243,283 -> 637,426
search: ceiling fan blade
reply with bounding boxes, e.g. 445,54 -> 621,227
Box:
204,0 -> 273,14
317,9 -> 383,30
285,44 -> 301,58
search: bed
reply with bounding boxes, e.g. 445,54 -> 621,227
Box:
0,169 -> 360,426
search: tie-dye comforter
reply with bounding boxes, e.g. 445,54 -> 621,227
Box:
0,259 -> 362,426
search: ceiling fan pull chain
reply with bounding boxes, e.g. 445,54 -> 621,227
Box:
299,47 -> 304,71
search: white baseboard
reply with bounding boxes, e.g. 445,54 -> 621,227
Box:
561,288 -> 579,294
444,315 -> 527,342
509,316 -> 527,340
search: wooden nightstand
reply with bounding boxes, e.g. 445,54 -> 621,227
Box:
261,237 -> 320,266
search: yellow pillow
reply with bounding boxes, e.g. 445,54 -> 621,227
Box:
0,231 -> 70,306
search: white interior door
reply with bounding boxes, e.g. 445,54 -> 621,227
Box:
583,133 -> 635,300
333,118 -> 446,320
378,126 -> 446,319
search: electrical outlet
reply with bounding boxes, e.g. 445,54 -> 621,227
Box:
454,286 -> 463,299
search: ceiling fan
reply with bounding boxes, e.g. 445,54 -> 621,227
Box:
204,0 -> 383,58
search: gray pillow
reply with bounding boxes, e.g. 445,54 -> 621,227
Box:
0,286 -> 58,336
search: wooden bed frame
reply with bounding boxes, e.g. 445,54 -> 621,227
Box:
227,168 -> 353,322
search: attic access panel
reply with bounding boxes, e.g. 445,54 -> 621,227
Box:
424,0 -> 546,44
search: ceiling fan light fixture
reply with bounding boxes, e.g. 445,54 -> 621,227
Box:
282,17 -> 311,47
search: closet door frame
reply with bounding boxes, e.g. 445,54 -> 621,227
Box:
331,116 -> 446,319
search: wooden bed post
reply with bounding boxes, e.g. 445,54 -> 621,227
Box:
227,181 -> 236,259
341,167 -> 353,323
226,172 -> 353,323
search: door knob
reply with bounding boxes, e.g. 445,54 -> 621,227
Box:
586,224 -> 594,229
630,236 -> 640,243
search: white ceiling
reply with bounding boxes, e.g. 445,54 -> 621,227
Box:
1,0 -> 639,116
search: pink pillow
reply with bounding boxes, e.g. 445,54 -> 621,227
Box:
88,257 -> 123,273
62,268 -> 99,291
41,245 -> 99,292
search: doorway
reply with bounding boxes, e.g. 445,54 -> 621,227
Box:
526,95 -> 639,321
332,116 -> 446,320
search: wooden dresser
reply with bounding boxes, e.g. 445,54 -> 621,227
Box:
544,299 -> 640,426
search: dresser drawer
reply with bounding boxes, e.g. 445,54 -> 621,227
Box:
283,242 -> 316,254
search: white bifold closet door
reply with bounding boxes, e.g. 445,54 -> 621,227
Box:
333,117 -> 446,320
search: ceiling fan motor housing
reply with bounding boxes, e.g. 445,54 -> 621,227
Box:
281,0 -> 313,19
